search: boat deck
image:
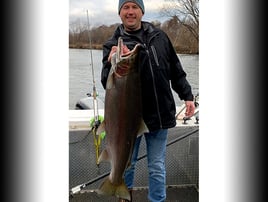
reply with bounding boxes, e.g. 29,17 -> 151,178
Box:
69,99 -> 199,201
69,125 -> 199,202
70,184 -> 198,202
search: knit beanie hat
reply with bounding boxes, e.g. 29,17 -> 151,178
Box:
118,0 -> 145,14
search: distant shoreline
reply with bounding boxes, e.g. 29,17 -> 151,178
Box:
69,44 -> 199,55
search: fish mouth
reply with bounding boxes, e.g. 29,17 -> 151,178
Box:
117,37 -> 141,59
120,43 -> 141,58
110,37 -> 142,78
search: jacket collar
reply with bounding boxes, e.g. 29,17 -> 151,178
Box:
117,21 -> 155,36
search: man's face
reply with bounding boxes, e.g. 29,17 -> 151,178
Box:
119,2 -> 143,31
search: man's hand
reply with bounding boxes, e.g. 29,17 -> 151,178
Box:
185,100 -> 195,117
108,45 -> 130,62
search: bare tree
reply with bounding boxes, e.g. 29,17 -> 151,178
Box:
69,2 -> 199,53
69,18 -> 89,47
161,0 -> 199,42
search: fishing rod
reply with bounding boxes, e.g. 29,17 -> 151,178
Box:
86,10 -> 102,166
86,10 -> 99,124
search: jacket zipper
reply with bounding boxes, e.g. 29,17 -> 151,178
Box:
144,44 -> 162,129
124,30 -> 163,128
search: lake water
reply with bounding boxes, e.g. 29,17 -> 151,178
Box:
69,49 -> 199,110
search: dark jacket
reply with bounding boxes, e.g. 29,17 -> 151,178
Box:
101,21 -> 194,131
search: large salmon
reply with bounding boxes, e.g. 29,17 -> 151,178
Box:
96,37 -> 149,200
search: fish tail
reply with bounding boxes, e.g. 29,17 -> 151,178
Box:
115,182 -> 131,200
96,177 -> 130,200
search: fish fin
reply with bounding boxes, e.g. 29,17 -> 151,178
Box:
98,148 -> 110,163
96,177 -> 130,201
95,177 -> 115,196
96,121 -> 105,135
137,119 -> 149,136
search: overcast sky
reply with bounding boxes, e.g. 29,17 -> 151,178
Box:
69,0 -> 171,26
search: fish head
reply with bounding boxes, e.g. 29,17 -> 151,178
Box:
115,37 -> 141,77
106,37 -> 141,89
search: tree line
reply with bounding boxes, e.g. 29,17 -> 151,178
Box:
69,0 -> 199,54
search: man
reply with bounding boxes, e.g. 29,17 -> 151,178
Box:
101,0 -> 195,201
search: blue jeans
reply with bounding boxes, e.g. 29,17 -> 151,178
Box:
124,129 -> 168,202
